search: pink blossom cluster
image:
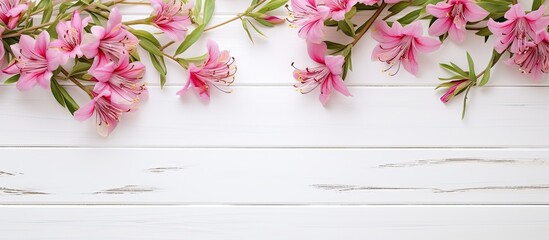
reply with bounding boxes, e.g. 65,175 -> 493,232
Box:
289,0 -> 549,106
2,9 -> 146,136
488,4 -> 549,80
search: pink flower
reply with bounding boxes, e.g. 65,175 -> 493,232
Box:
74,91 -> 131,137
506,30 -> 549,80
292,42 -> 351,105
289,0 -> 330,43
258,14 -> 286,25
324,0 -> 356,21
150,0 -> 193,41
92,55 -> 147,106
371,21 -> 441,75
2,32 -> 62,91
427,0 -> 488,43
50,11 -> 90,63
440,79 -> 468,103
488,4 -> 549,54
0,0 -> 28,29
0,26 -> 5,65
177,40 -> 236,101
82,8 -> 139,70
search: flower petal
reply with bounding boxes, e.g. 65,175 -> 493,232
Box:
307,41 -> 327,64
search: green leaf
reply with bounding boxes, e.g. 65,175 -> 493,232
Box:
325,41 -> 346,50
478,50 -> 501,86
59,1 -> 75,13
130,49 -> 141,61
386,1 -> 410,20
149,53 -> 167,87
150,53 -> 167,75
355,3 -> 379,10
241,18 -> 254,43
193,0 -> 203,24
175,25 -> 205,55
69,61 -> 91,76
253,17 -> 275,27
438,75 -> 465,81
50,77 -> 66,108
397,8 -> 421,25
248,20 -> 266,37
59,84 -> 79,115
258,0 -> 288,13
466,52 -> 477,82
338,19 -> 355,37
129,29 -> 161,47
4,74 -> 20,84
324,19 -> 338,26
461,84 -> 472,119
474,27 -> 492,37
140,39 -> 164,56
184,53 -> 208,63
435,81 -> 456,90
41,0 -> 53,24
203,0 -> 215,25
532,0 -> 544,10
342,50 -> 353,79
440,63 -> 467,77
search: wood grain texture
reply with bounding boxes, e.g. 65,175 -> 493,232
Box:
1,206 -> 548,240
1,148 -> 549,204
0,86 -> 548,147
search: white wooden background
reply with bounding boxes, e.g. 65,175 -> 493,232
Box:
1,1 -> 549,239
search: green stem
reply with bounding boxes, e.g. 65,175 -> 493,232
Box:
160,41 -> 175,51
203,0 -> 268,32
122,18 -> 152,25
3,22 -> 52,38
351,2 -> 387,46
204,14 -> 242,31
60,68 -> 93,98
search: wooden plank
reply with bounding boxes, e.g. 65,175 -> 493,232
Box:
1,148 -> 549,204
0,86 -> 548,147
1,206 -> 548,239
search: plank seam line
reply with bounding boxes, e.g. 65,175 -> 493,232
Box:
1,204 -> 549,207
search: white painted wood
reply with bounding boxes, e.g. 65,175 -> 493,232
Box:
1,206 -> 548,240
1,148 -> 549,204
0,86 -> 548,147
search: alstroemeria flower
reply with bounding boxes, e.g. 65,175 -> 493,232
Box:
289,0 -> 330,43
440,79 -> 468,103
82,8 -> 139,70
74,91 -> 131,137
427,0 -> 488,43
177,40 -> 236,101
324,0 -> 356,21
507,30 -> 549,80
92,55 -> 147,106
150,0 -> 193,41
50,11 -> 90,63
488,4 -> 549,54
293,42 -> 351,105
3,32 -> 62,91
258,14 -> 286,25
371,21 -> 441,75
0,0 -> 28,29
